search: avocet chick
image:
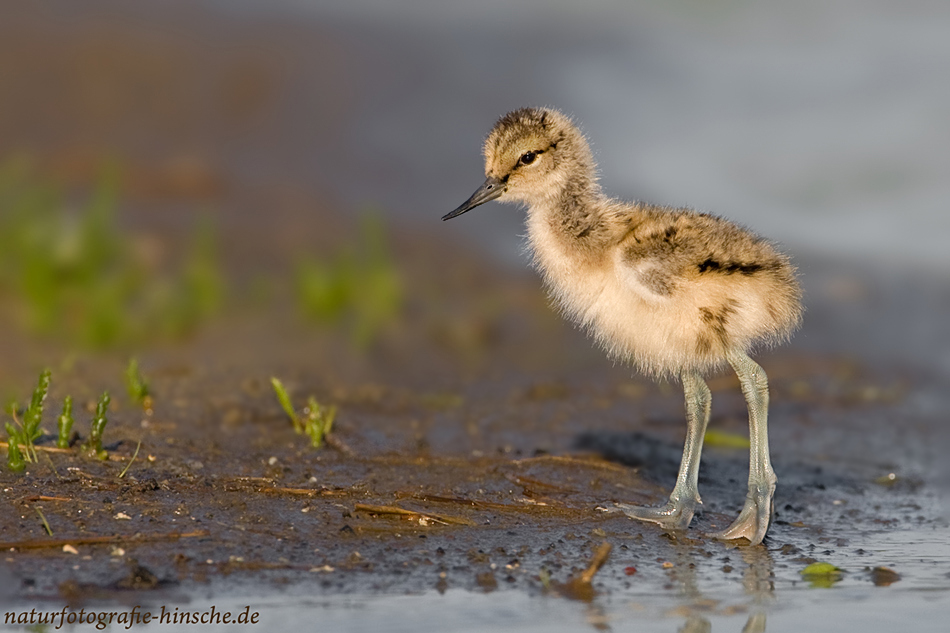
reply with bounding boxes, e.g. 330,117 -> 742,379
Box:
443,107 -> 802,545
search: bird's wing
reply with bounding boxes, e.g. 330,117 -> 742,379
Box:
613,216 -> 701,301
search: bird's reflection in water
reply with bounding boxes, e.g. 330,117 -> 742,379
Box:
736,546 -> 774,633
564,534 -> 776,632
666,537 -> 775,633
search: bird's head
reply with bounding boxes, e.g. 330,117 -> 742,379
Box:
443,107 -> 595,221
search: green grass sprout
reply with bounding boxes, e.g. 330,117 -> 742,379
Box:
23,368 -> 52,446
125,358 -> 152,409
270,378 -> 337,448
118,440 -> 142,479
5,428 -> 25,472
163,214 -> 225,338
35,507 -> 53,536
56,395 -> 74,449
0,160 -> 226,348
295,212 -> 402,349
303,397 -> 337,449
82,392 -> 111,460
270,377 -> 303,434
4,368 -> 52,466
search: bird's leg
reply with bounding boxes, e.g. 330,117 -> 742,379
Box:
707,350 -> 776,545
615,371 -> 710,530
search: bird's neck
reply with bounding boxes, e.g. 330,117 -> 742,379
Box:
524,173 -> 614,283
528,174 -> 609,245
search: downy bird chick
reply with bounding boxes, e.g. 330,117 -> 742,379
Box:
443,107 -> 802,545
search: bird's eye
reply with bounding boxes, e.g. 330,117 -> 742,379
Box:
520,151 -> 538,165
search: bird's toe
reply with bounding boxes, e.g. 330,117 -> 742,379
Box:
706,489 -> 773,545
614,500 -> 696,531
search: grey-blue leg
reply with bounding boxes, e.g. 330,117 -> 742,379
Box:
615,371 -> 711,530
707,350 -> 776,545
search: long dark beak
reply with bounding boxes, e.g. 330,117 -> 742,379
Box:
442,176 -> 505,221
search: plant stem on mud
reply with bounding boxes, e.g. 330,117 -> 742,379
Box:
4,368 -> 53,469
270,377 -> 303,433
83,392 -> 111,460
270,377 -> 338,448
125,358 -> 151,408
56,395 -> 74,449
118,440 -> 142,478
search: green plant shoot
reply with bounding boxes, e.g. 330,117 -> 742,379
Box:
270,377 -> 337,447
56,395 -> 74,449
5,422 -> 25,472
294,212 -> 402,350
83,392 -> 111,460
125,358 -> 151,408
304,397 -> 337,448
23,369 -> 52,444
5,368 -> 52,465
271,377 -> 303,434
0,161 -> 227,349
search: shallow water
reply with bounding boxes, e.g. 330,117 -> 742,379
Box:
275,525 -> 945,632
11,523 -> 941,632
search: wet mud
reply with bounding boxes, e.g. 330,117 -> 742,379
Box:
1,323 -> 944,608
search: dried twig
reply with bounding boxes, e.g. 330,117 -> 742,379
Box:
505,473 -> 578,493
513,454 -> 628,472
579,541 -> 613,585
354,503 -> 476,526
0,441 -> 72,455
258,486 -> 355,497
0,529 -> 209,551
0,441 -> 143,462
402,492 -> 564,514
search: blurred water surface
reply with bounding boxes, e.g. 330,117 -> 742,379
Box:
220,0 -> 950,271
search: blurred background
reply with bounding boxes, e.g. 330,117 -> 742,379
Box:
1,0 -> 948,378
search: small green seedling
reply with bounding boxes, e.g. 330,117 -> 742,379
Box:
82,392 -> 111,460
271,378 -> 303,434
23,369 -> 52,446
5,431 -> 25,472
303,396 -> 337,449
270,377 -> 337,448
4,368 -> 52,468
35,507 -> 53,536
294,212 -> 402,350
125,357 -> 152,410
56,395 -> 74,449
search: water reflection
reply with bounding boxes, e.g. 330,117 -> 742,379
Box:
587,539 -> 777,633
664,542 -> 774,633
556,536 -> 777,631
